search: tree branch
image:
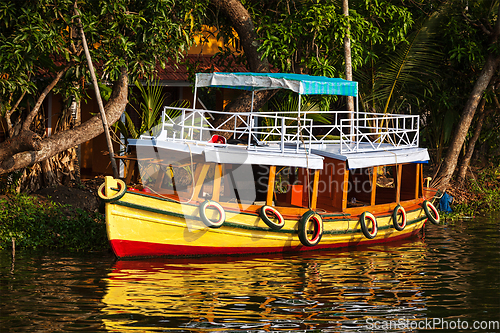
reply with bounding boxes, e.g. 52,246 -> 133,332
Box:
0,68 -> 128,174
21,64 -> 71,132
211,0 -> 269,72
462,11 -> 492,36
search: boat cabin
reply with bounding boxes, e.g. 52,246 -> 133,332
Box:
125,72 -> 429,216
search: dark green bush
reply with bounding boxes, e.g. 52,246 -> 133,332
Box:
0,194 -> 109,252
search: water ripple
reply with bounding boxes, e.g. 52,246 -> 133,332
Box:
1,215 -> 499,332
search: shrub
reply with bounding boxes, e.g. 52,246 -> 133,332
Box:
0,194 -> 109,252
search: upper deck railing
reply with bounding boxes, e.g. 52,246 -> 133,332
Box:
143,106 -> 420,154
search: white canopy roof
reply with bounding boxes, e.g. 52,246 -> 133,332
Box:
129,139 -> 324,169
309,144 -> 429,169
196,72 -> 358,97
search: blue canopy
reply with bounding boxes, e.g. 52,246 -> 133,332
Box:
196,72 -> 358,97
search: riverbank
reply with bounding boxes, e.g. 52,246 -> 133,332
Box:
1,167 -> 499,252
0,176 -> 109,252
445,166 -> 500,217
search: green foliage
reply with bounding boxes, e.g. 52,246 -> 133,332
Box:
124,80 -> 168,140
469,168 -> 500,212
246,0 -> 414,78
0,0 -> 208,122
447,167 -> 500,219
0,170 -> 23,194
364,9 -> 443,114
0,195 -> 109,252
114,80 -> 189,145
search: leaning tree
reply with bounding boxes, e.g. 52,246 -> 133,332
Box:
0,0 -> 207,189
433,1 -> 500,189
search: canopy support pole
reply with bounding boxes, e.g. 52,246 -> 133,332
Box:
266,166 -> 276,206
297,94 -> 302,153
193,75 -> 199,110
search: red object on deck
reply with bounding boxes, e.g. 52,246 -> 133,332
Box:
208,135 -> 226,144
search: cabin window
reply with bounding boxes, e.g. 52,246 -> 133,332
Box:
253,164 -> 270,202
347,167 -> 374,207
273,166 -> 306,207
138,159 -> 194,198
375,165 -> 398,205
378,166 -> 395,188
400,163 -> 421,201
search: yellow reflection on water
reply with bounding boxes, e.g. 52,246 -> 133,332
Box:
101,238 -> 430,332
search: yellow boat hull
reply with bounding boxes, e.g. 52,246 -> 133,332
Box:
102,177 -> 427,258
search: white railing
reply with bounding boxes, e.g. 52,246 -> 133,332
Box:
338,112 -> 419,153
145,107 -> 419,154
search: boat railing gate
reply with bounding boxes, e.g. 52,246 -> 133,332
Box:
149,107 -> 420,154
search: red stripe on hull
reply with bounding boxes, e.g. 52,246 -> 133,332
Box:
110,227 -> 423,259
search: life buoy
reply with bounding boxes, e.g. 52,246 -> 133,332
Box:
392,205 -> 407,231
359,211 -> 378,239
260,205 -> 285,230
423,200 -> 440,225
298,210 -> 323,247
98,179 -> 127,203
199,200 -> 226,228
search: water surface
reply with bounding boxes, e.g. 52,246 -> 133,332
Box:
1,215 -> 499,332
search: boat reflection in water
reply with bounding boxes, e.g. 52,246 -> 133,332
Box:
101,237 -> 430,332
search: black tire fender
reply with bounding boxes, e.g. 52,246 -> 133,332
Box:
392,205 -> 407,231
423,200 -> 440,225
199,200 -> 226,228
359,211 -> 378,239
298,210 -> 323,247
260,205 -> 285,230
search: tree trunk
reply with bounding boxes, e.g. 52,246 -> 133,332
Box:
434,4 -> 500,189
456,98 -> 487,184
209,0 -> 276,132
74,98 -> 82,183
434,53 -> 500,189
5,90 -> 27,138
0,131 -> 42,169
0,68 -> 128,175
41,158 -> 58,187
210,0 -> 269,73
343,0 -> 354,113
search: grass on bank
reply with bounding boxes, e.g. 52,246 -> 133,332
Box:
0,194 -> 109,252
440,166 -> 500,220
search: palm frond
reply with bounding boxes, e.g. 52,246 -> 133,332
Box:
367,9 -> 444,113
135,80 -> 166,132
271,93 -> 331,124
124,111 -> 139,139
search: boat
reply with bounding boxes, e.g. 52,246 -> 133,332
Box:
99,72 -> 440,259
